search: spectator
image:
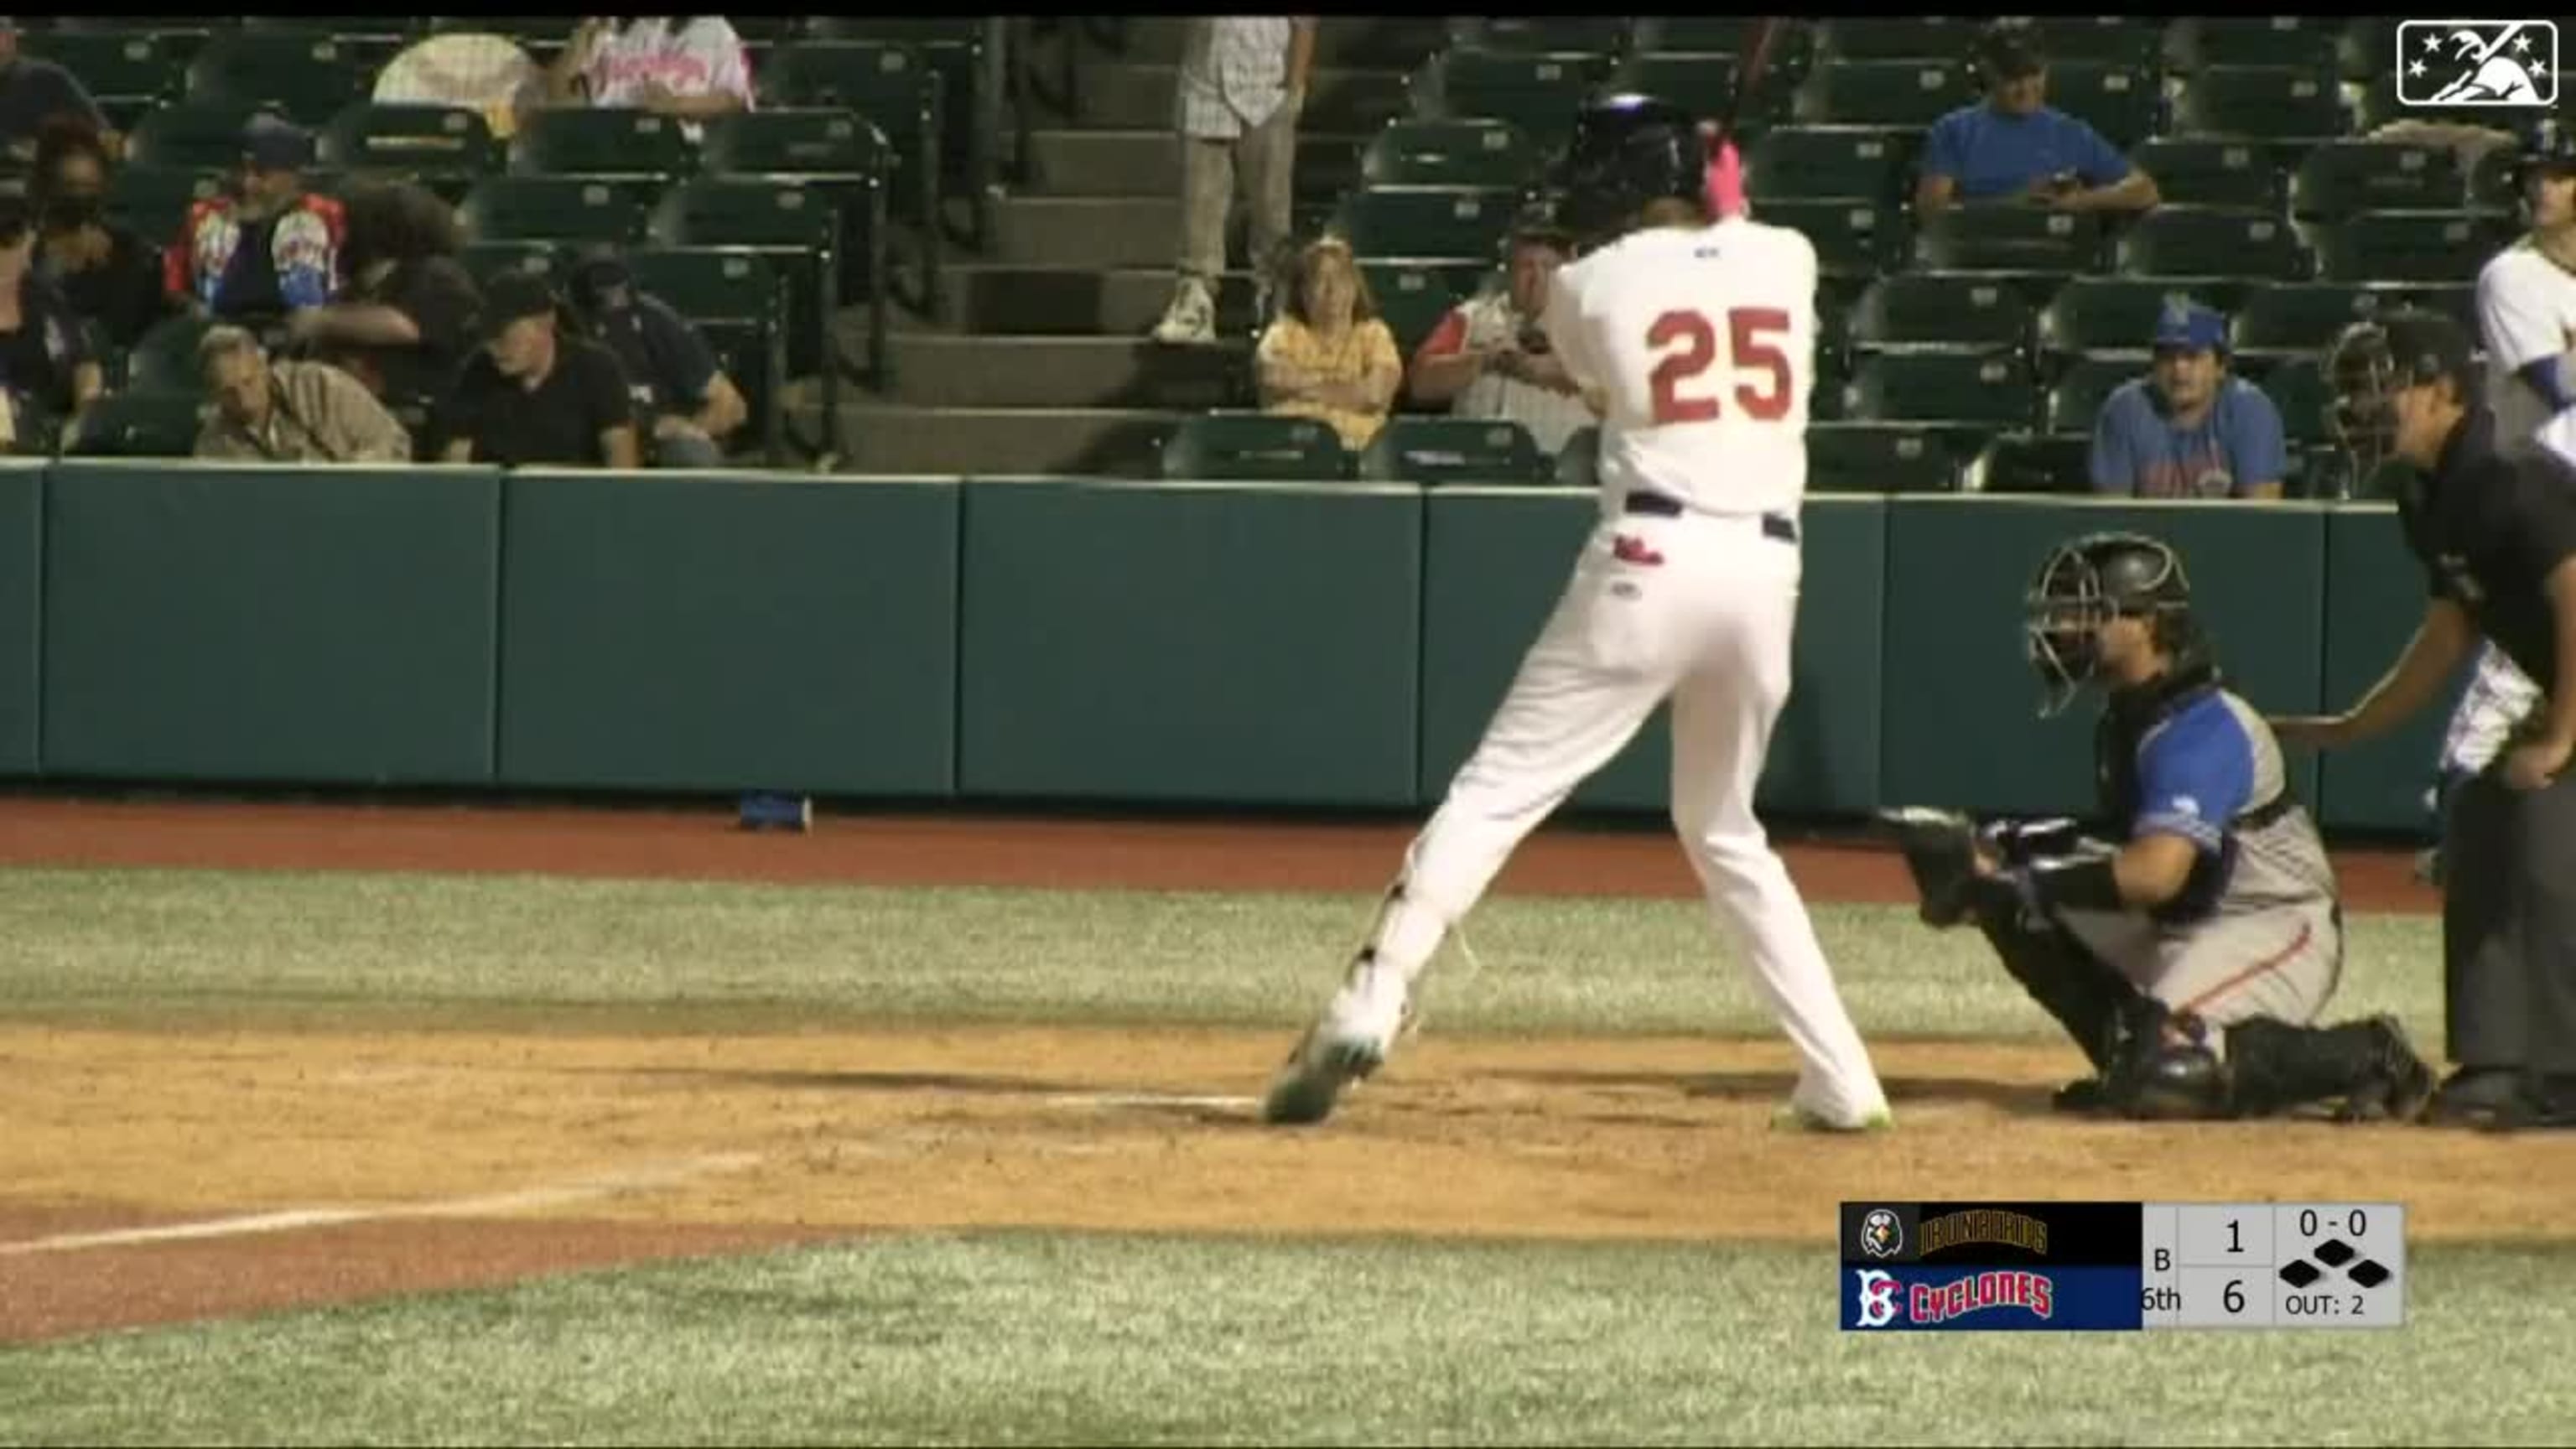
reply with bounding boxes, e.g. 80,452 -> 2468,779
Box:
0,18 -> 106,162
372,30 -> 548,142
2088,299 -> 2288,501
1405,217 -> 1592,455
1151,16 -> 1317,345
1255,235 -> 1400,452
564,243 -> 748,468
166,117 -> 344,327
1915,25 -> 2158,217
0,195 -> 101,452
547,17 -> 754,135
30,116 -> 168,351
193,324 -> 412,464
288,179 -> 482,437
430,269 -> 641,469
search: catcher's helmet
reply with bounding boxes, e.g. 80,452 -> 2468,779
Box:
2323,307 -> 2478,482
1554,92 -> 1704,248
2024,532 -> 2198,716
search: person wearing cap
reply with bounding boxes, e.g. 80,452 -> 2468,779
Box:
1404,216 -> 1592,457
2085,299 -> 2288,501
164,116 -> 344,326
429,269 -> 640,470
1915,24 -> 2159,217
562,242 -> 747,468
0,19 -> 107,160
2275,307 -> 2576,1132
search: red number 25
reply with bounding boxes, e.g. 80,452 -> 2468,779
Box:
1645,307 -> 1794,425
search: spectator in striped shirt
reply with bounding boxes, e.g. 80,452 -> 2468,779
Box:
1152,17 -> 1317,346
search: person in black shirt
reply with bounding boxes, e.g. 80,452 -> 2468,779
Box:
288,179 -> 484,447
30,117 -> 170,351
0,19 -> 106,161
563,243 -> 747,468
430,269 -> 640,469
0,194 -> 101,450
2276,308 -> 2576,1131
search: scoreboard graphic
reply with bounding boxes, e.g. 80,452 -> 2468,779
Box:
1840,1202 -> 2407,1332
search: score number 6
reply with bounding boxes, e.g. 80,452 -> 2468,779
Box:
1646,306 -> 1794,425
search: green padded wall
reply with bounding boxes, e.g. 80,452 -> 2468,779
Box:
41,461 -> 501,783
1882,498 -> 2328,819
497,471 -> 958,795
1418,490 -> 1883,817
0,461 -> 39,776
2317,505 -> 2458,834
958,478 -> 1420,806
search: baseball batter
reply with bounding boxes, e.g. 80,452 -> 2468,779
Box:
1263,94 -> 1891,1131
1881,534 -> 2433,1121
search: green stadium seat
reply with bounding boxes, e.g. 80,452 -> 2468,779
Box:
61,391 -> 205,458
2469,144 -> 2524,214
2116,206 -> 2314,282
509,106 -> 692,184
2257,355 -> 2337,444
2127,138 -> 2283,210
1618,53 -> 1794,132
184,30 -> 373,125
1751,199 -> 1894,278
1792,60 -> 1972,127
2023,18 -> 2165,69
458,176 -> 651,246
1161,411 -> 1351,482
2309,211 -> 2514,284
1807,422 -> 1962,492
460,240 -> 563,289
29,31 -> 187,106
2228,282 -> 2411,361
699,109 -> 886,179
650,176 -> 842,381
104,163 -> 224,242
1630,18 -> 1815,82
1360,119 -> 1539,189
793,27 -> 983,193
2290,141 -> 2466,219
761,41 -> 946,233
1466,18 -> 1632,54
1847,273 -> 2034,352
2168,18 -> 2343,73
2036,278 -> 2220,362
1364,262 -> 1472,359
127,98 -> 268,172
1968,433 -> 2094,495
1414,49 -> 1613,148
1841,350 -> 2036,429
625,247 -> 787,465
2407,283 -> 2477,335
317,102 -> 497,203
1913,208 -> 2103,276
1357,416 -> 1551,485
2044,356 -> 2146,434
2044,62 -> 2158,150
1815,18 -> 1977,62
1744,126 -> 1911,203
1334,185 -> 1518,262
2168,66 -> 2350,142
799,18 -> 978,44
122,314 -> 218,395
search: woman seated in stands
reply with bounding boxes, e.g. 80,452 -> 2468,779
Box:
1256,236 -> 1401,454
547,17 -> 756,132
30,117 -> 169,353
0,195 -> 102,454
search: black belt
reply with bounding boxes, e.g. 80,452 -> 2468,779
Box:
1622,491 -> 1798,544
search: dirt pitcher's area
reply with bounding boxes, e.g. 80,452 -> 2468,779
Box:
0,798 -> 2534,1347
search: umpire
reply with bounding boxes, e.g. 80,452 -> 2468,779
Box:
2280,309 -> 2576,1130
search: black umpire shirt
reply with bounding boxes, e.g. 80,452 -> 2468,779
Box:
2397,406 -> 2576,697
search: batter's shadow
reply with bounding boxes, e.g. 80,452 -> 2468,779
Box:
1484,1067 -> 2064,1117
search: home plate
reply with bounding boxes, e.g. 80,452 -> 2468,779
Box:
1040,1092 -> 1259,1111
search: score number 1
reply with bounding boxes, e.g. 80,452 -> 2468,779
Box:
1645,307 -> 1793,425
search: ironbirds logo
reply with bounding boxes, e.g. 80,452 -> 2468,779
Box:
1861,1208 -> 1903,1259
1854,1270 -> 1901,1328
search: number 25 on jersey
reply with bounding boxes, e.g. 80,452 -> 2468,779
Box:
1646,307 -> 1793,426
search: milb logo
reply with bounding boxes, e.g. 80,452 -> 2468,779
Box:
1853,1269 -> 2056,1328
2397,20 -> 2559,106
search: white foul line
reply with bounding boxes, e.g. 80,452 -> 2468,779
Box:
1040,1092 -> 1259,1110
0,1152 -> 764,1257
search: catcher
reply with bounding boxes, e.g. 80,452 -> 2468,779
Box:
1880,531 -> 2435,1121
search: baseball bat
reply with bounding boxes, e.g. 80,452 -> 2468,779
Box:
1706,18 -> 1782,216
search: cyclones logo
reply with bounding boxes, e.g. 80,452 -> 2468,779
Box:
1909,1270 -> 2055,1325
1853,1270 -> 1901,1328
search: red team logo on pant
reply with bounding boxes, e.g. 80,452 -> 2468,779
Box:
1611,533 -> 1665,566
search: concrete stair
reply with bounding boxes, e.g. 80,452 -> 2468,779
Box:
1023,127 -> 1366,200
880,335 -> 1249,409
903,264 -> 1268,337
1064,62 -> 1415,134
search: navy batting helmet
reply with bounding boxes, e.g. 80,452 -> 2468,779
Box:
2515,115 -> 2576,196
2024,532 -> 2200,716
1554,92 -> 1703,247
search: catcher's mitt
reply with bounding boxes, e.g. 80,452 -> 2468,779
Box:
1875,807 -> 1982,929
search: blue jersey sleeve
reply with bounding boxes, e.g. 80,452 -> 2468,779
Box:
1920,111 -> 1966,181
2133,701 -> 2256,850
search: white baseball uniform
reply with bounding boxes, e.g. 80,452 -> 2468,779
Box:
1325,216 -> 1890,1127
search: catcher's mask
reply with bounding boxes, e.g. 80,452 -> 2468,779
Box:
2025,532 -> 2195,717
2324,309 -> 2476,484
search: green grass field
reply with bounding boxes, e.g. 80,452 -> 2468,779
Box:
2,866 -> 2566,1446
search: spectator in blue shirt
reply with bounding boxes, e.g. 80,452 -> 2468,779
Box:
2088,299 -> 2288,501
1914,26 -> 2160,216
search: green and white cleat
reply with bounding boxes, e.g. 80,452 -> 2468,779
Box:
1771,1102 -> 1897,1134
1260,1025 -> 1388,1126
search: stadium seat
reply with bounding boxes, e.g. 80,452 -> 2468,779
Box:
2407,283 -> 2477,335
2043,356 -> 2145,434
649,177 -> 843,380
1814,18 -> 1978,62
1912,208 -> 2102,276
696,108 -> 891,317
761,41 -> 946,230
2229,282 -> 2410,361
1806,422 -> 1962,492
1618,53 -> 1794,132
1334,186 -> 1518,262
1412,49 -> 1613,149
184,29 -> 373,124
2257,355 -> 2337,445
458,176 -> 652,246
459,240 -> 563,290
1464,17 -> 1631,55
1365,262 -> 1471,360
1841,350 -> 2037,429
104,164 -> 224,243
122,314 -> 218,395
1360,119 -> 1539,189
1792,60 -> 1972,127
1743,126 -> 1912,203
1751,200 -> 1895,278
61,392 -> 205,458
624,247 -> 787,464
509,107 -> 692,185
2309,212 -> 2516,285
791,26 -> 983,188
2042,62 -> 2157,151
1969,433 -> 2095,495
2469,144 -> 2524,215
2125,138 -> 2283,210
1630,18 -> 1815,81
1161,411 -> 1350,482
1847,273 -> 2033,353
2023,18 -> 2165,69
127,98 -> 270,172
318,102 -> 497,203
2036,278 -> 2216,363
2116,207 -> 2314,283
28,31 -> 186,107
2167,18 -> 2343,73
2168,66 -> 2351,143
1357,417 -> 1551,486
2290,142 -> 2466,219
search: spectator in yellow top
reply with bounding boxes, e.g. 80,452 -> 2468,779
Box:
1256,236 -> 1400,453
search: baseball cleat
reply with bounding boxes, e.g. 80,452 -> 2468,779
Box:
2422,1064 -> 2519,1128
1260,1025 -> 1386,1126
1875,807 -> 1982,929
2051,1077 -> 2111,1114
1771,1099 -> 1896,1134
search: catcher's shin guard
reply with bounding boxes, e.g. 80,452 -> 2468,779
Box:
1966,885 -> 2133,1073
2223,1015 -> 2437,1122
2101,998 -> 2230,1120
